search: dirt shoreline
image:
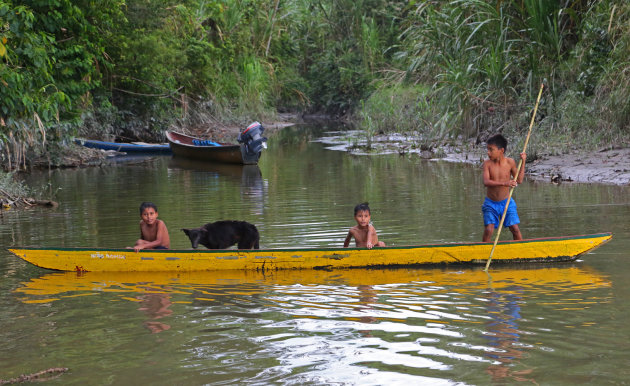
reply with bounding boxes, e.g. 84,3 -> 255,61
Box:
316,131 -> 630,186
526,147 -> 630,185
434,143 -> 630,185
62,121 -> 630,186
53,116 -> 301,168
436,143 -> 630,185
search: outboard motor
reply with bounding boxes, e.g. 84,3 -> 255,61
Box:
238,121 -> 267,157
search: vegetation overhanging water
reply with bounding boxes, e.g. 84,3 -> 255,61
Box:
2,0 -> 630,176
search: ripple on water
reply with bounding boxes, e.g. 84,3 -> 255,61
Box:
5,262 -> 617,384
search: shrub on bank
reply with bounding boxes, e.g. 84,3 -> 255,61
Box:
0,172 -> 32,209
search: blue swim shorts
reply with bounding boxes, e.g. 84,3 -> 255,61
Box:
482,197 -> 520,227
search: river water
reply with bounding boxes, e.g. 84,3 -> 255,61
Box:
1,124 -> 629,384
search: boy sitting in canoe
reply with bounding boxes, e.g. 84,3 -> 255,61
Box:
133,202 -> 170,252
482,134 -> 526,242
344,202 -> 386,249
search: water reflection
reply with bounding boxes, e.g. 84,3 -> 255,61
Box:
16,266 -> 610,302
13,266 -> 611,383
168,157 -> 262,182
138,290 -> 173,334
483,286 -> 536,383
356,284 -> 378,335
167,158 -> 267,217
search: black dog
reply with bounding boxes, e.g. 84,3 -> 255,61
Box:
182,221 -> 260,249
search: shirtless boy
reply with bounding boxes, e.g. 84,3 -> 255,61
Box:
482,134 -> 526,242
133,202 -> 170,252
343,202 -> 386,249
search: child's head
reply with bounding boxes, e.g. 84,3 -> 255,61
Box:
354,202 -> 371,215
353,202 -> 372,226
486,134 -> 507,160
139,202 -> 158,215
486,134 -> 507,151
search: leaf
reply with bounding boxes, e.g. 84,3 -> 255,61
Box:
0,42 -> 5,57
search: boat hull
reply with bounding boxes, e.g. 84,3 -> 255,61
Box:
8,233 -> 612,272
166,131 -> 260,164
75,139 -> 171,154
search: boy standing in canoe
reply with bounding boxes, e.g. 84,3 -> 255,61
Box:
133,202 -> 170,251
482,134 -> 526,242
344,202 -> 386,249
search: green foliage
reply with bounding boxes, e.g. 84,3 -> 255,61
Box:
287,0 -> 403,114
381,0 -> 630,150
395,0 -> 518,137
0,0 -> 125,169
2,0 -> 630,171
591,2 -> 630,133
359,84 -> 456,149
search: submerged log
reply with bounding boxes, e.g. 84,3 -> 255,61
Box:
0,195 -> 58,210
25,198 -> 59,208
0,367 -> 69,384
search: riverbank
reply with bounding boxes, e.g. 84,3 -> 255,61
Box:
444,144 -> 630,185
527,147 -> 630,185
1,116 -> 302,209
44,114 -> 302,168
315,131 -> 630,186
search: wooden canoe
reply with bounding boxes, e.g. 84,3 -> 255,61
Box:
166,131 -> 261,164
74,139 -> 171,154
8,233 -> 612,272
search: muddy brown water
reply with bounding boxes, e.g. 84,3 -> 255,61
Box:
1,124 -> 629,384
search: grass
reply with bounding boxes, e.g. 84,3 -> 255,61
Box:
352,0 -> 630,158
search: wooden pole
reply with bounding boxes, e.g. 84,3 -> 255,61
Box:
484,83 -> 544,271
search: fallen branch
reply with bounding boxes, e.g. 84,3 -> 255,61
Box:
0,188 -> 17,202
0,367 -> 69,384
0,191 -> 58,209
25,198 -> 59,208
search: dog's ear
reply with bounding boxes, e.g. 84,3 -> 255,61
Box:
182,228 -> 190,235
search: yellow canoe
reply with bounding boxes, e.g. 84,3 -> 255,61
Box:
8,232 -> 612,272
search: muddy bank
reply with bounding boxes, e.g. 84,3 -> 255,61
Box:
527,147 -> 630,185
40,120 -> 630,186
442,145 -> 630,186
314,131 -> 630,186
443,145 -> 630,185
49,115 -> 302,168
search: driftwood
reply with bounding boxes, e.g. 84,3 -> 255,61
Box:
0,368 -> 68,384
24,198 -> 59,208
0,189 -> 58,209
